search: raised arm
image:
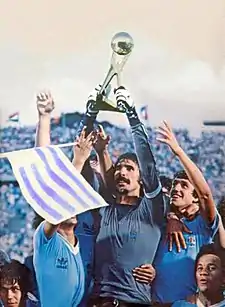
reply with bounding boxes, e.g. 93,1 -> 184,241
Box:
35,91 -> 54,147
35,91 -> 59,238
156,121 -> 216,223
72,127 -> 96,173
73,85 -> 103,192
75,85 -> 100,138
114,87 -> 161,198
94,125 -> 114,190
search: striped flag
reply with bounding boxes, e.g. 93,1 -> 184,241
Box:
6,146 -> 108,224
8,112 -> 19,122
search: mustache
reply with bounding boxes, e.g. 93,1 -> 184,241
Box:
116,177 -> 130,184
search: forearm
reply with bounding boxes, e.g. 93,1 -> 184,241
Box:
35,115 -> 51,147
176,147 -> 215,222
43,221 -> 59,238
72,155 -> 87,173
176,147 -> 211,198
76,114 -> 96,137
127,112 -> 160,196
97,149 -> 114,185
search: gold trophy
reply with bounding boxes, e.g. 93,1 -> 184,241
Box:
96,32 -> 134,112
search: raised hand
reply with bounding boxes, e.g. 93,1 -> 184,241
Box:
73,127 -> 97,170
156,121 -> 181,155
94,125 -> 111,154
36,91 -> 55,116
114,86 -> 134,113
86,84 -> 111,117
86,85 -> 101,117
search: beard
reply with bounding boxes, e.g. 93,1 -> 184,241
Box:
116,186 -> 129,195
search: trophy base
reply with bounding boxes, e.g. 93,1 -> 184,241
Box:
95,95 -> 125,113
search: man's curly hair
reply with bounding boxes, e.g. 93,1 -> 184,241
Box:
0,260 -> 32,297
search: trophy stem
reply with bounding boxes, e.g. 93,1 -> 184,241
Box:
116,71 -> 122,87
99,65 -> 116,95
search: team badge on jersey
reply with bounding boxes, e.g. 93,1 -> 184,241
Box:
187,235 -> 196,247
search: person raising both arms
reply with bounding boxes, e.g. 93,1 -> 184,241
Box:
152,121 -> 220,306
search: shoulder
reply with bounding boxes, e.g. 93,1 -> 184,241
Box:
140,191 -> 166,214
192,211 -> 219,234
33,221 -> 58,249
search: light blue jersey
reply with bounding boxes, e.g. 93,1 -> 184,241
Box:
152,213 -> 219,304
33,222 -> 85,307
172,301 -> 196,307
172,298 -> 225,307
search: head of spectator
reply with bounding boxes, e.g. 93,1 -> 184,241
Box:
217,196 -> 225,227
0,260 -> 32,307
160,175 -> 172,197
170,170 -> 199,219
114,152 -> 142,199
195,244 -> 225,305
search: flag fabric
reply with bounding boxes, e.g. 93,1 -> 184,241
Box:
6,146 -> 108,224
8,112 -> 19,122
140,106 -> 148,121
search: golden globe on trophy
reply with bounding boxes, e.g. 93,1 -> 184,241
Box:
96,32 -> 134,112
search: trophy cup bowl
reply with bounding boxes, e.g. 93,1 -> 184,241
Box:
111,32 -> 134,55
97,32 -> 134,112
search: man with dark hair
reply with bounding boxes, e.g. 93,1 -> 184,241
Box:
0,260 -> 32,307
74,86 -> 166,306
172,243 -> 225,306
152,121 -> 220,306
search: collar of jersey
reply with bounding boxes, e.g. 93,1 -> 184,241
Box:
57,232 -> 79,256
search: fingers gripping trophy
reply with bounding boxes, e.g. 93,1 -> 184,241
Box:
88,32 -> 134,114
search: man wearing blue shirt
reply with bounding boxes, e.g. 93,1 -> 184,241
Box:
33,217 -> 85,307
33,91 -> 96,307
76,86 -> 166,306
151,121 -> 219,306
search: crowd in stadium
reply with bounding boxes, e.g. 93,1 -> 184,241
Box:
0,85 -> 225,307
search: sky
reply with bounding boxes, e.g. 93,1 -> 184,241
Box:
0,0 -> 224,135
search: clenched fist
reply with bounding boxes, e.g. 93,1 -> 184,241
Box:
36,91 -> 55,116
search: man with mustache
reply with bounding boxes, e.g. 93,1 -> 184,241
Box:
151,121 -> 220,307
75,86 -> 166,306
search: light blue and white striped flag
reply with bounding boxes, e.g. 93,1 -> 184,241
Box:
5,146 -> 108,224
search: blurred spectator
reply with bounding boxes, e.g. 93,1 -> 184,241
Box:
0,250 -> 10,267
